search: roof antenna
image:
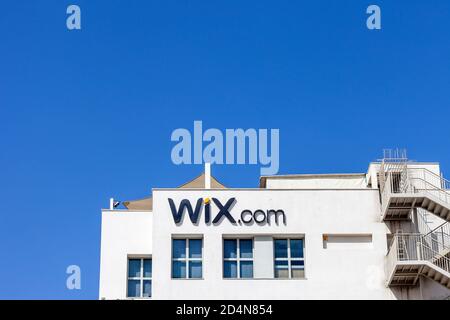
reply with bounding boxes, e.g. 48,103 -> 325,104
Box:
109,197 -> 120,210
205,162 -> 211,189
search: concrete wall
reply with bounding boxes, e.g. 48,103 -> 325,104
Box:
150,188 -> 394,299
265,175 -> 367,189
99,210 -> 152,299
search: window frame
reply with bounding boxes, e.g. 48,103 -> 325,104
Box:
273,238 -> 305,279
126,257 -> 152,298
171,237 -> 203,279
223,238 -> 254,279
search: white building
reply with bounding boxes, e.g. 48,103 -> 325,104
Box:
99,153 -> 450,300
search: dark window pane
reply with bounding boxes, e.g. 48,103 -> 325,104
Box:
275,260 -> 289,267
172,239 -> 186,259
240,261 -> 253,278
291,260 -> 305,268
274,260 -> 289,279
189,261 -> 202,278
127,280 -> 140,297
189,239 -> 202,259
172,261 -> 186,278
143,259 -> 152,278
128,259 -> 141,278
291,260 -> 305,278
274,239 -> 288,258
290,239 -> 304,258
224,240 -> 237,259
240,239 -> 253,259
223,261 -> 237,278
143,280 -> 152,297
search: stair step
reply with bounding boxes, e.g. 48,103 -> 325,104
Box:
428,202 -> 436,212
442,208 -> 450,219
416,197 -> 450,222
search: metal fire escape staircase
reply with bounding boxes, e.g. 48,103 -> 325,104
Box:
381,152 -> 450,289
386,230 -> 450,288
380,159 -> 450,223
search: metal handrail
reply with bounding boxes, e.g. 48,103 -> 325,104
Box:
417,208 -> 433,234
380,168 -> 414,215
422,231 -> 450,255
387,234 -> 450,278
408,168 -> 450,190
423,222 -> 450,253
409,175 -> 450,205
429,221 -> 450,235
418,242 -> 450,275
381,168 -> 450,212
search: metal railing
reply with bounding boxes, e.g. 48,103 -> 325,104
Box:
380,166 -> 450,215
386,234 -> 399,280
386,234 -> 450,279
418,242 -> 450,275
380,160 -> 412,215
417,208 -> 433,235
424,222 -> 450,253
408,168 -> 450,205
409,168 -> 450,191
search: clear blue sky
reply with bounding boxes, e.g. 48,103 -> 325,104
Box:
0,0 -> 449,299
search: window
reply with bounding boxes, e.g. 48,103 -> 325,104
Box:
274,239 -> 305,278
172,238 -> 203,279
127,258 -> 152,298
223,239 -> 253,278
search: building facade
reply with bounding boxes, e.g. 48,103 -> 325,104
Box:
99,155 -> 450,300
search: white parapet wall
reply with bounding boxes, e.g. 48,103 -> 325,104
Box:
99,210 -> 152,300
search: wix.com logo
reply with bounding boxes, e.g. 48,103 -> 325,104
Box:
168,198 -> 286,226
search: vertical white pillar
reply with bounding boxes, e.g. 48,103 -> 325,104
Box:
254,236 -> 274,278
205,163 -> 211,189
109,198 -> 114,210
